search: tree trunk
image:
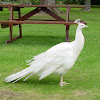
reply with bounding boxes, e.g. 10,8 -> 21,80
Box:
40,0 -> 55,5
40,0 -> 45,5
83,0 -> 91,11
40,0 -> 63,13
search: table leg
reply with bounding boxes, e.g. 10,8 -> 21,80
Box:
65,25 -> 70,42
66,7 -> 70,22
18,7 -> 22,38
5,24 -> 13,44
5,7 -> 23,44
5,7 -> 13,44
9,7 -> 13,43
65,7 -> 70,42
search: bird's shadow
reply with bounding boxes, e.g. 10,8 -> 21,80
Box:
6,75 -> 60,88
3,78 -> 61,94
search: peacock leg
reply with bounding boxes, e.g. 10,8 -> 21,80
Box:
59,74 -> 70,86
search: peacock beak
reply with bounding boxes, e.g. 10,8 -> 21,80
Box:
85,25 -> 88,27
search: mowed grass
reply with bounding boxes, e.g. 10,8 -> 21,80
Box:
0,7 -> 100,100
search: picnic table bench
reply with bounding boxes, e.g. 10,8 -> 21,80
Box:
0,4 -> 86,44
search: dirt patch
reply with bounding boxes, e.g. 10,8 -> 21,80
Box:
74,90 -> 87,96
0,90 -> 26,100
0,90 -> 15,96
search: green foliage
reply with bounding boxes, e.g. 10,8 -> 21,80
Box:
56,0 -> 100,5
31,0 -> 40,5
91,0 -> 100,5
0,0 -> 40,4
63,0 -> 78,4
56,0 -> 81,4
78,0 -> 85,5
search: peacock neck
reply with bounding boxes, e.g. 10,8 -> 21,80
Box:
73,27 -> 85,55
75,28 -> 84,41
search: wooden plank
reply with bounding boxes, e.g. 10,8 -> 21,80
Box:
5,35 -> 21,44
41,7 -> 65,21
8,18 -> 58,21
16,7 -> 41,21
14,19 -> 84,22
0,21 -> 86,25
0,4 -> 85,8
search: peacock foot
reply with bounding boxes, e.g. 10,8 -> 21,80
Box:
59,81 -> 70,86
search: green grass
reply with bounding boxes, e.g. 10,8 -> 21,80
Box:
0,7 -> 100,100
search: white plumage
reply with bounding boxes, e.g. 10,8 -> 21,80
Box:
4,19 -> 88,86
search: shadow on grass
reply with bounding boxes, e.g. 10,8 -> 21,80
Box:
3,73 -> 92,90
21,76 -> 59,86
4,75 -> 60,87
1,35 -> 65,46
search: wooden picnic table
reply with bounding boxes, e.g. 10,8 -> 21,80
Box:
0,4 -> 86,44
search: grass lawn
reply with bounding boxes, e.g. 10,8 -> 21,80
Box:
0,6 -> 100,100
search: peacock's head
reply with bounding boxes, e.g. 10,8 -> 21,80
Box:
74,19 -> 88,29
